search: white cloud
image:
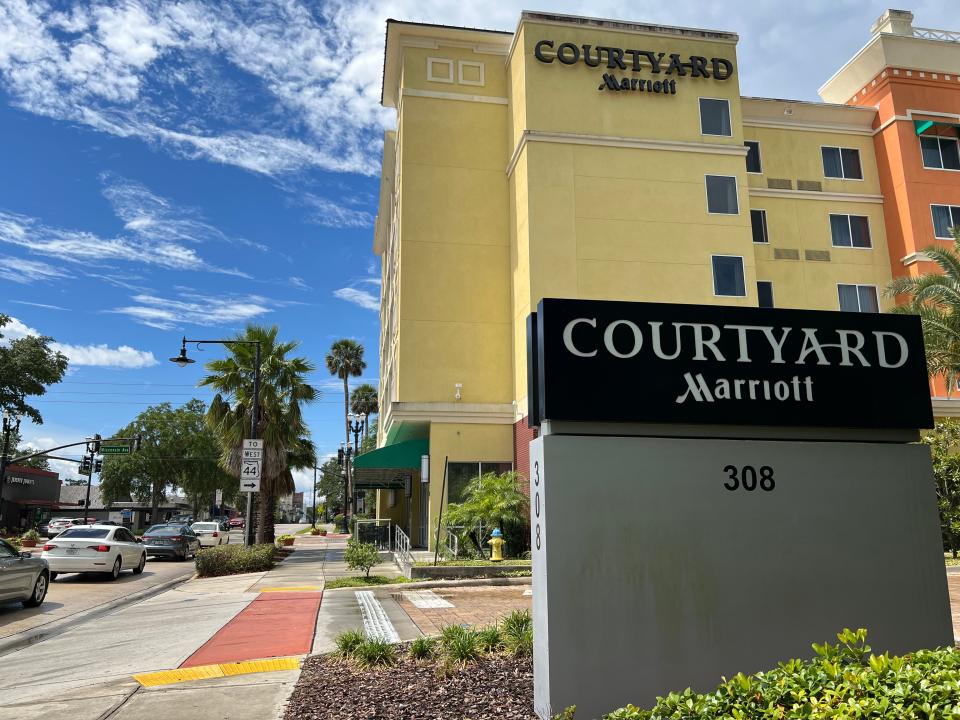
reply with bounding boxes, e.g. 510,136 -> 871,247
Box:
0,315 -> 157,368
0,256 -> 67,284
111,291 -> 275,329
11,300 -> 69,310
302,194 -> 374,228
333,286 -> 379,311
289,276 -> 310,290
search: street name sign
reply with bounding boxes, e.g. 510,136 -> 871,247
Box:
527,298 -> 951,720
101,445 -> 131,455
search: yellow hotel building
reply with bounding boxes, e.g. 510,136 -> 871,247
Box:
356,10 -> 960,549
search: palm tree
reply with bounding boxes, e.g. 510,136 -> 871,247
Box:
886,231 -> 960,388
325,340 -> 366,448
200,325 -> 318,543
350,383 -> 378,441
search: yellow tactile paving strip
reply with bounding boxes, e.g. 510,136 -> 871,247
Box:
258,585 -> 322,592
133,657 -> 301,687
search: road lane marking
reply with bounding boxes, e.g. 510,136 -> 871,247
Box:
355,590 -> 400,642
133,657 -> 301,687
402,589 -> 454,608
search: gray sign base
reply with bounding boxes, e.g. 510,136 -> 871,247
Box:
529,434 -> 952,719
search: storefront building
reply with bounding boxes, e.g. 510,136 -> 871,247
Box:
0,465 -> 60,532
367,9 -> 960,548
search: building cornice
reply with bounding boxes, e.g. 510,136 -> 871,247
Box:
748,187 -> 884,204
743,119 -> 874,136
402,88 -> 508,105
389,401 -> 516,425
507,130 -> 747,177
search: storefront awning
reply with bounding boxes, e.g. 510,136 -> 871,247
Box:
915,119 -> 960,136
352,439 -> 428,490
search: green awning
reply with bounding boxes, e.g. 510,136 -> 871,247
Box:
352,438 -> 428,490
915,119 -> 959,136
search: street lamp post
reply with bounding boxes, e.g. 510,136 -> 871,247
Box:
171,337 -> 261,546
312,465 -> 318,531
348,413 -> 365,454
337,442 -> 353,534
0,410 -> 21,528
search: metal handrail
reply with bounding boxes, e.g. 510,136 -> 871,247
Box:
395,526 -> 412,566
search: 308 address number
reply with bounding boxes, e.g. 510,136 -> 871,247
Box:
723,465 -> 775,492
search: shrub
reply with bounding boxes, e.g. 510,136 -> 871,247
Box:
9,535 -> 21,550
502,609 -> 533,657
310,527 -> 321,536
344,539 -> 379,577
476,624 -> 503,653
334,629 -> 365,657
354,638 -> 397,668
600,628 -> 960,720
320,529 -> 328,536
409,636 -> 437,660
21,529 -> 40,542
332,514 -> 345,529
441,626 -> 480,664
275,534 -> 295,545
194,543 -> 276,577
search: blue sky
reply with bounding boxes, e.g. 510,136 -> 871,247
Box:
0,1 -> 956,494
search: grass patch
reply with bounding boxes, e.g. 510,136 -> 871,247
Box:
324,575 -> 410,589
945,553 -> 960,567
354,638 -> 397,668
295,526 -> 315,535
195,543 -> 276,577
409,636 -> 437,660
335,629 -> 364,657
414,559 -> 532,567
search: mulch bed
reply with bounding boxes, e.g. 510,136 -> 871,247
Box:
284,645 -> 535,720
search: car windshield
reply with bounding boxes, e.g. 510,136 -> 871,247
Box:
145,526 -> 183,536
192,523 -> 218,531
57,528 -> 110,539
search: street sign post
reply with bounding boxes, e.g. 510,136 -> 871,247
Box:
101,445 -> 131,455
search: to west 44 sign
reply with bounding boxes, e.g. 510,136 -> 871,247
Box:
528,298 -> 933,430
240,439 -> 262,492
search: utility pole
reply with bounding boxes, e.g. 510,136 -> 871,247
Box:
83,434 -> 101,523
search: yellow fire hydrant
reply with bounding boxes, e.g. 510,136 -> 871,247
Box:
488,528 -> 505,562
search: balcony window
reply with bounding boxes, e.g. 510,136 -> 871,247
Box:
932,205 -> 960,239
830,214 -> 872,248
712,255 -> 746,297
757,281 -> 774,308
750,209 -> 769,243
838,284 -> 879,313
921,135 -> 960,171
699,98 -> 731,137
822,146 -> 863,180
745,141 -> 762,173
705,175 -> 739,215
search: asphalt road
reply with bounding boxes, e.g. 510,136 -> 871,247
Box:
0,529 -> 248,641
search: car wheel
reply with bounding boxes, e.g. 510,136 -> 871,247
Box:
23,572 -> 48,608
108,557 -> 121,580
132,554 -> 146,575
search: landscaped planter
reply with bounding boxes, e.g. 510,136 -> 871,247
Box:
281,537 -> 295,547
20,539 -> 37,548
408,564 -> 531,580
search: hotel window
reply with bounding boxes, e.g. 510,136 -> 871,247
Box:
837,284 -> 879,313
712,255 -> 746,297
447,461 -> 513,503
932,205 -> 960,239
705,175 -> 738,214
757,281 -> 774,308
829,213 -> 872,248
822,146 -> 863,180
745,141 -> 762,173
699,98 -> 731,137
920,135 -> 960,170
750,209 -> 769,243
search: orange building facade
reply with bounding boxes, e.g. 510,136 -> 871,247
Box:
822,10 -> 960,404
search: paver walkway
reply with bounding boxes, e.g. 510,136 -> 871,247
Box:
393,585 -> 532,635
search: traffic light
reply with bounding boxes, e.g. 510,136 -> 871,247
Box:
93,433 -> 101,454
79,457 -> 92,476
94,459 -> 103,473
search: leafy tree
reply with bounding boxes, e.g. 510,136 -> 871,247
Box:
886,229 -> 960,385
316,458 -> 345,516
344,539 -> 379,577
922,419 -> 960,557
99,400 -> 235,523
445,471 -> 529,557
201,325 -> 317,543
350,383 -> 378,441
0,314 -> 68,424
360,417 -> 378,455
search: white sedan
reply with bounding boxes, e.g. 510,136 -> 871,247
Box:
191,522 -> 229,547
41,525 -> 147,581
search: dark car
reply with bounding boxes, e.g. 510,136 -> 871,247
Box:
141,524 -> 200,561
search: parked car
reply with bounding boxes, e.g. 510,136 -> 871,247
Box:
44,517 -> 97,537
191,522 -> 228,547
168,514 -> 194,525
228,517 -> 245,529
141,525 -> 200,561
41,525 -> 145,581
0,538 -> 49,608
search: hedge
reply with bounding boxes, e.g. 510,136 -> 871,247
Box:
195,543 -> 276,577
600,628 -> 960,719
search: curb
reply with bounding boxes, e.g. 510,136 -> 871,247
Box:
324,576 -> 532,593
0,571 -> 194,658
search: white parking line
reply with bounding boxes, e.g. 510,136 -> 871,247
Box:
355,590 -> 400,642
402,589 -> 454,608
